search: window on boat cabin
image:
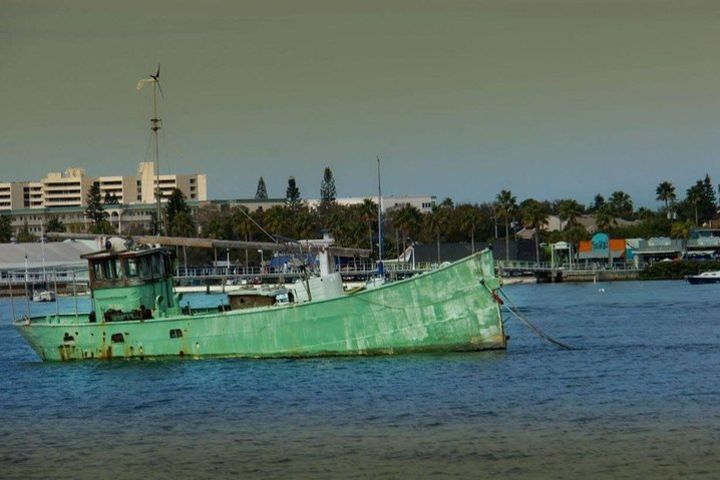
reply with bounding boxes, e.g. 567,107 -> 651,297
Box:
139,256 -> 152,279
113,258 -> 124,280
125,258 -> 139,278
101,259 -> 115,280
92,261 -> 103,280
151,255 -> 161,276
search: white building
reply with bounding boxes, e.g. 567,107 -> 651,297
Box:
0,162 -> 207,210
306,195 -> 437,213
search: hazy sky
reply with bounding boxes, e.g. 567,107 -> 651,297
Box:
3,0 -> 720,207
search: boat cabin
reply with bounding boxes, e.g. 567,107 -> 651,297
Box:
85,247 -> 174,289
81,247 -> 180,322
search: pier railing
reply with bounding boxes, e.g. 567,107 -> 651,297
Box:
495,260 -> 641,274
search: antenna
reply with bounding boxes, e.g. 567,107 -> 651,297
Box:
137,64 -> 164,235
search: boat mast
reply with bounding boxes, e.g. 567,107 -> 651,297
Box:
138,65 -> 163,236
377,155 -> 384,275
40,219 -> 46,286
151,80 -> 161,235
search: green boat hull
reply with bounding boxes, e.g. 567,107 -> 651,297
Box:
15,251 -> 506,361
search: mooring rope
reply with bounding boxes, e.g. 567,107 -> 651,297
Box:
481,281 -> 577,351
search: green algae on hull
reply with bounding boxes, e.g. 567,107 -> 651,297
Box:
15,250 -> 506,361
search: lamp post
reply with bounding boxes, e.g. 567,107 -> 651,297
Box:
257,249 -> 264,273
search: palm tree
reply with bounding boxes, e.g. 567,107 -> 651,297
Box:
425,205 -> 448,264
393,205 -> 420,257
686,185 -> 703,226
264,206 -> 290,238
495,190 -> 517,262
359,198 -> 377,256
232,206 -> 254,269
608,191 -> 634,218
294,206 -> 317,239
521,199 -> 548,265
655,181 -> 676,210
594,204 -> 616,233
457,204 -> 482,253
557,199 -> 582,230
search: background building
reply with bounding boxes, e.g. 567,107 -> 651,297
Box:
0,162 -> 206,211
0,163 -> 207,236
306,195 -> 437,213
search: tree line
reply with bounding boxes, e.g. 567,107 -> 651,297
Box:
2,169 -> 719,265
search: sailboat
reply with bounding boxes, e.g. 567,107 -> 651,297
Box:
32,220 -> 56,302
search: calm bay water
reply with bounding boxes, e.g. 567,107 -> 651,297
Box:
1,281 -> 719,479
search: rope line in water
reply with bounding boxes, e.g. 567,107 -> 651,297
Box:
497,287 -> 577,350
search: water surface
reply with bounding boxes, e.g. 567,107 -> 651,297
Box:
1,281 -> 718,478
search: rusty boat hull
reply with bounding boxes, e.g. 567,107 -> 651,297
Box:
15,251 -> 506,361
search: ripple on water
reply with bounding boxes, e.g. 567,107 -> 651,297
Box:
1,283 -> 720,478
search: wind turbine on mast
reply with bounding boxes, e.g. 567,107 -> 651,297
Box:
136,64 -> 164,235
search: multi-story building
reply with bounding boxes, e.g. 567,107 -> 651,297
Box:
0,183 -> 14,210
0,162 -> 207,236
1,162 -> 206,210
136,162 -> 207,203
41,168 -> 91,208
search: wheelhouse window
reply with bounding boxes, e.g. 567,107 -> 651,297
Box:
102,259 -> 115,280
92,261 -> 103,280
151,255 -> 161,276
126,258 -> 139,278
113,258 -> 124,280
139,256 -> 152,279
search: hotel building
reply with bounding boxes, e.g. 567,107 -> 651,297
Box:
0,163 -> 206,235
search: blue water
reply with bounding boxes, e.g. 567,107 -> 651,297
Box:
1,282 -> 719,479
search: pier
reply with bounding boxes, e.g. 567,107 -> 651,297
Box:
496,261 -> 640,282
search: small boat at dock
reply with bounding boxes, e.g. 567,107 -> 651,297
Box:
32,289 -> 56,302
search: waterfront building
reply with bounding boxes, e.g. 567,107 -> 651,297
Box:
686,228 -> 720,258
0,162 -> 206,236
628,237 -> 684,266
577,233 -> 631,266
0,162 -> 206,212
306,195 -> 437,213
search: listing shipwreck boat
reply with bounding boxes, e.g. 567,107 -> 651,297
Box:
686,270 -> 720,285
14,241 -> 506,361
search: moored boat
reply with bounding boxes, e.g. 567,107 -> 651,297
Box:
14,242 -> 506,361
32,290 -> 56,302
686,270 -> 720,284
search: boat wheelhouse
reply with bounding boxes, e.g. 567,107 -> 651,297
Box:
83,247 -> 181,322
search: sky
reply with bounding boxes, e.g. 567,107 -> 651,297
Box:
2,0 -> 720,208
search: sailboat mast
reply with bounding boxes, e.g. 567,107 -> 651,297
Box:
377,156 -> 384,274
40,219 -> 46,285
151,81 -> 161,235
